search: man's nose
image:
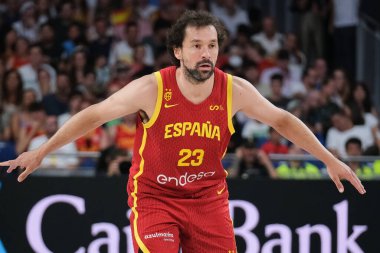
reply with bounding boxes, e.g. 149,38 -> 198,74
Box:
201,47 -> 211,59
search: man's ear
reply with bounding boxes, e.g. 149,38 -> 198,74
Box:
174,47 -> 182,61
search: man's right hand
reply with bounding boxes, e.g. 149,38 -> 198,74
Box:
0,149 -> 43,182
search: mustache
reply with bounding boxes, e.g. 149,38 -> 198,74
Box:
196,60 -> 214,68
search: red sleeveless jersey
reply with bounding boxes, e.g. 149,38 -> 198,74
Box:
127,66 -> 235,199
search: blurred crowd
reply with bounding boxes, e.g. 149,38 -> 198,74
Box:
0,0 -> 379,179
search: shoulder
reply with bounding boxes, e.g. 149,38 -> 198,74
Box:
116,73 -> 158,101
103,72 -> 158,115
231,75 -> 262,114
231,75 -> 257,97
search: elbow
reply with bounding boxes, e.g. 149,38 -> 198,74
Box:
271,108 -> 292,131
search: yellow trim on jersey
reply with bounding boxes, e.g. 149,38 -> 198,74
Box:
144,71 -> 163,128
227,74 -> 235,134
131,127 -> 150,253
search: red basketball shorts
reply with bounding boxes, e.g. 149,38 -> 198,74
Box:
129,185 -> 237,253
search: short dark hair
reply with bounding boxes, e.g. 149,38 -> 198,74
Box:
345,137 -> 362,150
270,73 -> 283,82
277,49 -> 289,60
167,10 -> 227,66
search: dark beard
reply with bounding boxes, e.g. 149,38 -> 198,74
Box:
183,60 -> 214,84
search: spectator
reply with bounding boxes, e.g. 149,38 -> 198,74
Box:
127,43 -> 154,80
317,78 -> 341,135
38,22 -> 62,66
96,145 -> 131,176
332,67 -> 351,106
107,62 -> 131,90
109,21 -> 153,67
283,32 -> 307,68
260,49 -> 304,98
142,18 -> 171,59
189,0 -> 211,12
240,118 -> 269,144
15,101 -> 46,154
135,0 -> 157,41
72,0 -> 89,25
345,137 -> 374,180
251,16 -> 284,56
0,70 -> 23,141
108,113 -> 137,154
331,0 -> 359,80
58,91 -> 83,127
75,99 -> 110,152
18,44 -> 57,100
51,1 -> 81,42
152,45 -> 172,71
345,82 -> 378,128
228,140 -> 277,179
241,60 -> 269,97
62,22 -> 87,58
267,73 -> 290,109
326,110 -> 374,158
36,0 -> 57,24
290,0 -> 325,64
233,24 -> 253,50
276,144 -> 321,179
94,55 -> 111,90
302,90 -> 324,135
42,72 -> 71,116
37,68 -> 54,97
244,41 -> 276,75
2,29 -> 18,61
88,16 -> 113,61
157,1 -> 185,24
93,0 -> 113,24
68,46 -> 93,91
136,0 -> 158,21
211,0 -> 250,38
261,127 -> 289,155
6,36 -> 30,70
8,89 -> 38,143
12,1 -> 40,43
28,115 -> 78,169
312,57 -> 328,88
301,66 -> 319,93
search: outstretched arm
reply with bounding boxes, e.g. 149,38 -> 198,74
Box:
0,74 -> 157,182
232,76 -> 366,194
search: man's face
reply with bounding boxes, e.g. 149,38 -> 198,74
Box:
270,80 -> 282,96
45,116 -> 58,137
175,25 -> 219,84
29,47 -> 43,65
126,25 -> 138,46
346,143 -> 361,156
263,18 -> 275,36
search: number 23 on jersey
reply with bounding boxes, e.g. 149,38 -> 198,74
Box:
178,149 -> 205,167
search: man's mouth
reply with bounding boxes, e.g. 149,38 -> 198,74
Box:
198,63 -> 212,70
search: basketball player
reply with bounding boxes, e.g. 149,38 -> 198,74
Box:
0,10 -> 365,253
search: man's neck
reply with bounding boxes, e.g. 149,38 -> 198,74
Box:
176,67 -> 214,104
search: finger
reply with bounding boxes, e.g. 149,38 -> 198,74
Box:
332,176 -> 344,193
17,168 -> 32,183
350,170 -> 365,193
348,171 -> 366,194
0,161 -> 11,167
6,161 -> 18,173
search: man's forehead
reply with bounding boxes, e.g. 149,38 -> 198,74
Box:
184,25 -> 218,42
